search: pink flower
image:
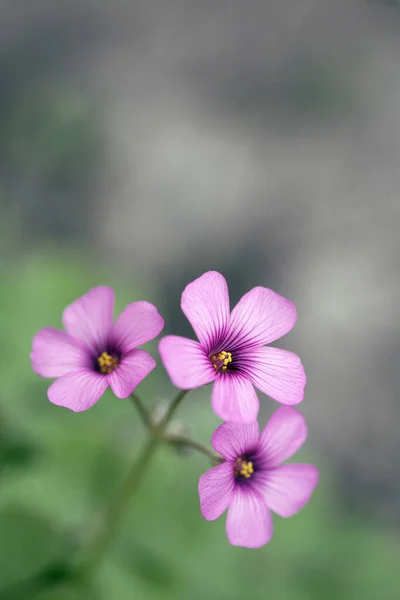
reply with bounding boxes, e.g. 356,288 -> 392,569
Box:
198,407 -> 319,548
159,271 -> 305,422
30,286 -> 164,412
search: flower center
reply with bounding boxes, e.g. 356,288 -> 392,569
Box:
211,350 -> 232,373
97,351 -> 119,374
234,457 -> 254,480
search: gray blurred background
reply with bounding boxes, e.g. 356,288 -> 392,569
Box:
1,1 -> 400,599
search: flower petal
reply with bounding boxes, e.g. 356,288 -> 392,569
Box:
198,462 -> 235,521
30,328 -> 89,378
181,271 -> 230,353
242,346 -> 306,406
211,421 -> 260,462
158,336 -> 215,389
108,350 -> 156,398
111,301 -> 164,354
226,486 -> 273,548
211,373 -> 259,423
258,464 -> 319,517
47,369 -> 109,412
257,406 -> 308,467
225,287 -> 297,349
62,286 -> 115,353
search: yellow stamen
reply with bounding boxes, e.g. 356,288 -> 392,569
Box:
234,457 -> 254,479
97,351 -> 119,374
211,350 -> 232,373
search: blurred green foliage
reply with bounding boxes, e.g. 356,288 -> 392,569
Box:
0,251 -> 399,600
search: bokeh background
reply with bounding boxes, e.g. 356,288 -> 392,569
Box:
1,1 -> 400,598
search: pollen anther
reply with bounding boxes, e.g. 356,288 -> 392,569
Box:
97,351 -> 119,374
211,350 -> 232,373
234,457 -> 254,479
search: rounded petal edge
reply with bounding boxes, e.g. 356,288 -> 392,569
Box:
211,421 -> 260,462
108,349 -> 156,398
211,373 -> 259,423
111,301 -> 164,353
198,462 -> 234,521
62,286 -> 115,352
181,271 -> 230,353
226,487 -> 273,549
47,369 -> 109,412
159,336 -> 216,389
226,286 -> 297,349
258,406 -> 308,467
259,464 -> 319,518
30,327 -> 90,378
244,347 -> 306,406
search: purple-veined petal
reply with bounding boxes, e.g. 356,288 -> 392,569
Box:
158,336 -> 216,389
62,286 -> 115,353
211,421 -> 260,462
257,406 -> 308,467
108,349 -> 156,398
258,464 -> 319,517
181,271 -> 230,353
241,346 -> 306,406
47,369 -> 109,412
111,301 -> 164,354
198,462 -> 235,521
211,373 -> 259,423
225,287 -> 297,349
30,328 -> 90,378
226,486 -> 273,548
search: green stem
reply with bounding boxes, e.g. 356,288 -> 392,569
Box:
159,389 -> 188,428
78,435 -> 158,579
130,391 -> 220,464
78,389 -> 188,580
129,392 -> 153,429
165,434 -> 222,465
